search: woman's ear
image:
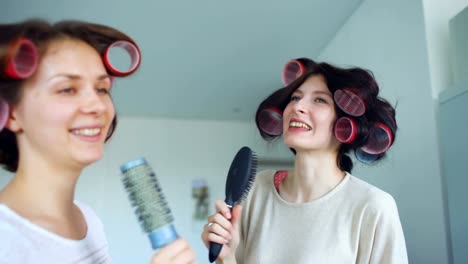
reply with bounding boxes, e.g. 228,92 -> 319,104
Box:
5,106 -> 22,133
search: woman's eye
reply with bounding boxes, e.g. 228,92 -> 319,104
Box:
315,97 -> 327,103
96,87 -> 110,94
290,95 -> 301,101
59,87 -> 75,94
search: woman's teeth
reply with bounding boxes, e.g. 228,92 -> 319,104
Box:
289,121 -> 311,130
72,128 -> 101,136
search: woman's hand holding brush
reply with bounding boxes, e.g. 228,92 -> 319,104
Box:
201,200 -> 243,264
150,238 -> 198,264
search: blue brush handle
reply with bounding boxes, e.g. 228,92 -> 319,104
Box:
148,224 -> 179,250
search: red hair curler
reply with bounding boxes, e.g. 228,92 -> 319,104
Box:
281,59 -> 305,86
360,122 -> 393,154
2,38 -> 38,79
334,117 -> 358,143
103,40 -> 141,77
0,99 -> 9,132
258,107 -> 283,136
334,88 -> 366,117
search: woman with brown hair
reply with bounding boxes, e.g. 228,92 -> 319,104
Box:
202,59 -> 408,264
0,19 -> 196,264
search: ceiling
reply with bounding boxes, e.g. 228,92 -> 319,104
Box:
1,0 -> 363,121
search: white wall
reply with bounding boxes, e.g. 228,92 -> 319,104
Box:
318,0 -> 449,263
438,89 -> 468,264
422,0 -> 468,98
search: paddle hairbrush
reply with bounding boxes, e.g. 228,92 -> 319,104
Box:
120,158 -> 179,250
208,146 -> 258,262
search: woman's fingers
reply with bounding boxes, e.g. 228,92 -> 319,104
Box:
206,230 -> 229,245
215,200 -> 231,219
150,238 -> 197,264
201,200 -> 238,249
230,205 -> 242,229
208,212 -> 233,232
208,222 -> 232,240
170,244 -> 197,264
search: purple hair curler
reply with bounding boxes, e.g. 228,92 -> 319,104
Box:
334,88 -> 366,117
103,40 -> 141,77
258,107 -> 283,136
2,38 -> 38,79
281,59 -> 305,86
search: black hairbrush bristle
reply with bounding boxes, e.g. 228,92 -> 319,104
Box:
209,146 -> 258,262
224,146 -> 257,206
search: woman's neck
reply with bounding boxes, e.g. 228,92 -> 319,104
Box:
0,160 -> 82,219
0,162 -> 87,240
279,151 -> 345,203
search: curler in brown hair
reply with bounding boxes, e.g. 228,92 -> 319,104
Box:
334,117 -> 358,143
281,59 -> 305,86
103,40 -> 141,77
258,107 -> 283,136
355,148 -> 380,164
360,122 -> 393,154
334,88 -> 366,117
1,38 -> 38,79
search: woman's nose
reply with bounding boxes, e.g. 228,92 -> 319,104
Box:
293,101 -> 306,114
81,89 -> 107,114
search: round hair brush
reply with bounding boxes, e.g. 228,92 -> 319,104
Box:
120,158 -> 179,250
208,146 -> 258,262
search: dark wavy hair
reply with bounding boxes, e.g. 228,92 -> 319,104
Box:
0,19 -> 139,172
255,59 -> 397,173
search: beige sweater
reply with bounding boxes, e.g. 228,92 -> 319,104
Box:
236,170 -> 408,264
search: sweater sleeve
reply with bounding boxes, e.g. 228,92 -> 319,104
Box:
357,192 -> 408,264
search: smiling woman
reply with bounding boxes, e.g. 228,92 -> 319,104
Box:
0,19 -> 197,264
201,59 -> 408,264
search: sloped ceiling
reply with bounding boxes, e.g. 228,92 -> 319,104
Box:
1,0 -> 363,120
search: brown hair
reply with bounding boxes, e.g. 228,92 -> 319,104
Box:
0,19 -> 139,172
256,60 -> 397,172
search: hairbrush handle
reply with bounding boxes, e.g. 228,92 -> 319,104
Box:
208,201 -> 233,263
209,242 -> 223,263
148,225 -> 179,249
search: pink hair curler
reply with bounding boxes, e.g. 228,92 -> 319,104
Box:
334,88 -> 366,117
334,117 -> 358,143
2,38 -> 38,79
103,40 -> 141,77
360,122 -> 393,154
258,107 -> 283,136
281,59 -> 305,86
0,99 -> 9,132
